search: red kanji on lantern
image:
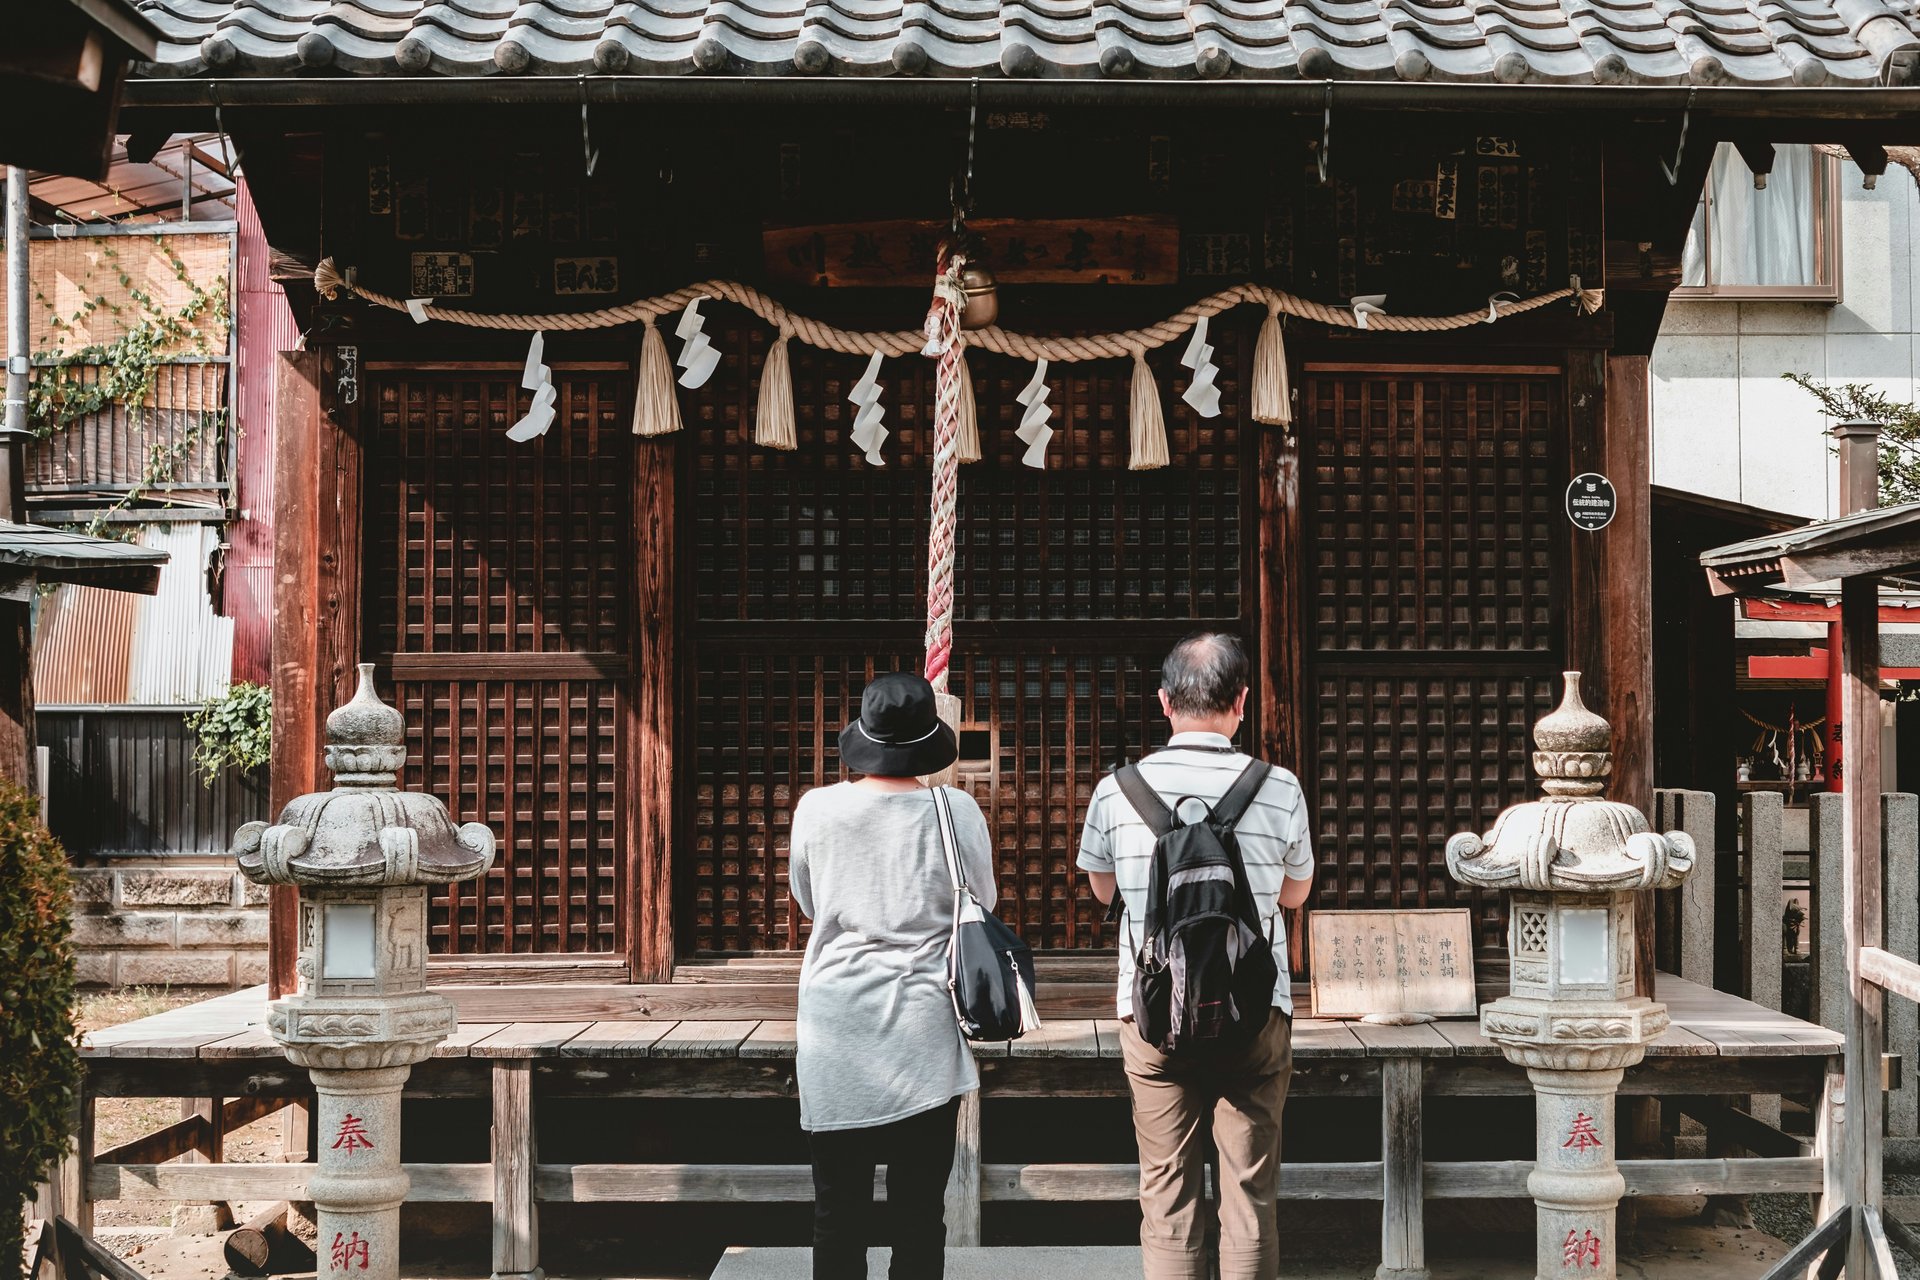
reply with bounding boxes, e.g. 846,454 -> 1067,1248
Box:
1563,1112 -> 1603,1153
332,1113 -> 374,1153
1563,1229 -> 1602,1269
330,1232 -> 370,1272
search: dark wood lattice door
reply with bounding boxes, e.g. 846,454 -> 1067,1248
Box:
364,363 -> 632,956
1302,366 -> 1563,954
684,322 -> 1253,955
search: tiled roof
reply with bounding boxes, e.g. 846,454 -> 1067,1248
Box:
134,0 -> 1920,85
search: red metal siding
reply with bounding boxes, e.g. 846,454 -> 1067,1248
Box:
227,178 -> 296,686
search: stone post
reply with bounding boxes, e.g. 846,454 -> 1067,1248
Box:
232,665 -> 495,1280
1447,672 -> 1695,1280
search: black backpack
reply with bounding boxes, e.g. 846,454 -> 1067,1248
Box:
1116,759 -> 1279,1055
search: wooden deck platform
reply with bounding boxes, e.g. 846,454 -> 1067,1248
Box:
65,974 -> 1844,1280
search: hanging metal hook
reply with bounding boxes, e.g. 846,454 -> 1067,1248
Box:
951,79 -> 980,235
579,79 -> 601,178
1659,88 -> 1695,187
1318,83 -> 1333,185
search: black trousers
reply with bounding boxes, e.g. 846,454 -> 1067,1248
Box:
807,1096 -> 963,1280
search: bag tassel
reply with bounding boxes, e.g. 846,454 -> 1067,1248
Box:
631,317 -> 684,437
1015,968 -> 1043,1035
754,328 -> 797,451
1251,301 -> 1292,428
955,350 -> 981,464
1128,348 -> 1170,472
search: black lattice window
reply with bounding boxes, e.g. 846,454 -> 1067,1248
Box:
1304,369 -> 1560,953
365,365 -> 631,955
685,319 -> 1252,954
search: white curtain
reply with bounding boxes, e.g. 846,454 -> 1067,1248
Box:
1681,143 -> 1819,288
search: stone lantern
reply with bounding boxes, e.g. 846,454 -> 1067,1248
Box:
1445,671 -> 1695,1280
233,664 -> 494,1280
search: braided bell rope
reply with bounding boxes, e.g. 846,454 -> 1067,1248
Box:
314,259 -> 1604,355
924,279 -> 963,694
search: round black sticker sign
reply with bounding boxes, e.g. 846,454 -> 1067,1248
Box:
1566,473 -> 1617,532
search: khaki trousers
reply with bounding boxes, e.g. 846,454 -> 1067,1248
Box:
1120,1012 -> 1294,1280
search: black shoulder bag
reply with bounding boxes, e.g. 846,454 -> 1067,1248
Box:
933,786 -> 1041,1042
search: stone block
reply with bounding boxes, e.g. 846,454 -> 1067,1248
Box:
72,912 -> 176,948
69,871 -> 115,905
117,951 -> 234,988
177,910 -> 271,948
240,877 -> 271,907
73,952 -> 116,987
119,870 -> 241,907
233,951 -> 270,987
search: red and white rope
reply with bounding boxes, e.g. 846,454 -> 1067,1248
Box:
923,267 -> 963,694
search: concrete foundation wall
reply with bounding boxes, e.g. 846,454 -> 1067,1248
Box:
70,858 -> 269,989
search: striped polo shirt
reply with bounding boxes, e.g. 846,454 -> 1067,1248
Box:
1076,731 -> 1315,1018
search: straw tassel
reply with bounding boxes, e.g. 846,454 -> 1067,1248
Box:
754,328 -> 797,450
954,350 -> 981,464
1128,349 -> 1169,471
1251,301 -> 1292,427
631,317 -> 684,437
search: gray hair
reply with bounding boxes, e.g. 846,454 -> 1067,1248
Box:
1160,631 -> 1250,717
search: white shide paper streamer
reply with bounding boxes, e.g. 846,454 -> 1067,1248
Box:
506,330 -> 556,442
674,298 -> 721,389
1015,358 -> 1053,469
1180,316 -> 1222,419
847,351 -> 888,466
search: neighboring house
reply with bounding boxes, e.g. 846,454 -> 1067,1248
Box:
1653,144 -> 1919,519
2,141 -> 284,988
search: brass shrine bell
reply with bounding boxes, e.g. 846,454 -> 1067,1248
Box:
958,263 -> 999,330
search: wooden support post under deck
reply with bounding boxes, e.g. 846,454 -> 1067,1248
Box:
40,1089 -> 94,1237
945,1091 -> 983,1247
491,1061 -> 541,1280
1841,571 -> 1884,1279
1377,1057 -> 1428,1280
1744,792 -> 1786,1129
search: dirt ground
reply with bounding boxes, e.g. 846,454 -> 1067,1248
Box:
76,989 -> 292,1235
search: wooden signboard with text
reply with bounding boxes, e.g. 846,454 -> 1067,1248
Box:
763,215 -> 1179,289
1309,908 -> 1477,1020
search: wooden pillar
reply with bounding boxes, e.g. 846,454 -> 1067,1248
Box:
631,436 -> 676,983
944,1091 -> 982,1247
1256,426 -> 1309,972
491,1060 -> 541,1280
1743,792 -> 1785,1128
1376,1057 -> 1427,1280
1569,352 -> 1655,997
39,1090 -> 93,1236
268,347 -> 363,998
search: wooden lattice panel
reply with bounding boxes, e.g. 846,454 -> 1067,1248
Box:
689,642 -> 1177,954
690,322 -> 1243,623
364,366 -> 630,955
1303,369 -> 1561,953
1307,372 -> 1555,653
685,317 -> 1249,954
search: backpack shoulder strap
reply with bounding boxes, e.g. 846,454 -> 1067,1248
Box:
1208,760 -> 1272,833
1114,764 -> 1175,839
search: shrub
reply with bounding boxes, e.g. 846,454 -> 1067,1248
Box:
185,681 -> 272,787
0,784 -> 81,1280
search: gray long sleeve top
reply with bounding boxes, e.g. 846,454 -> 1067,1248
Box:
790,782 -> 996,1132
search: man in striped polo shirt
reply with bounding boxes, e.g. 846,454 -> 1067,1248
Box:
1078,631 -> 1315,1280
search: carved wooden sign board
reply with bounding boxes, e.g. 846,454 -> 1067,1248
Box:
1308,908 -> 1478,1020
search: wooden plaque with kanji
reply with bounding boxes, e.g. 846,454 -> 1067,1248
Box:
1308,908 -> 1478,1020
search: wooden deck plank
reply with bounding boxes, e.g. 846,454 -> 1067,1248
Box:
197,1027 -> 282,1060
649,1021 -> 758,1059
436,1024 -> 511,1058
1431,1020 -> 1501,1057
82,988 -> 270,1057
468,1023 -> 596,1059
1289,1019 -> 1367,1058
1646,1024 -> 1720,1057
563,1022 -> 678,1059
1010,1021 -> 1100,1059
1094,1021 -> 1128,1059
1348,1022 -> 1455,1057
738,1023 -> 797,1060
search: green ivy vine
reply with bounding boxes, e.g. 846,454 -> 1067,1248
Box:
185,681 -> 272,787
26,240 -> 231,538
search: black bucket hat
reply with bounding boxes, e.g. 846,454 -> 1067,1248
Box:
839,672 -> 958,777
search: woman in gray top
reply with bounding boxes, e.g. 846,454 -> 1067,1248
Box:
791,672 -> 995,1280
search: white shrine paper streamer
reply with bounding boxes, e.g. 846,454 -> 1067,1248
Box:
1349,295 -> 1389,330
1015,358 -> 1053,469
848,351 -> 888,465
674,298 -> 720,389
1484,291 -> 1520,324
1180,316 -> 1222,418
405,298 -> 434,324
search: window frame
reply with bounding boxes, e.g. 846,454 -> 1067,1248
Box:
1673,144 -> 1843,302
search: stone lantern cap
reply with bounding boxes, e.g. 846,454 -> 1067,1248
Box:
1445,672 -> 1695,893
234,664 -> 495,887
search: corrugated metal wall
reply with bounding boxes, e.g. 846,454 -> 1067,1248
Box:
35,523 -> 235,705
39,708 -> 268,856
226,178 -> 291,686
